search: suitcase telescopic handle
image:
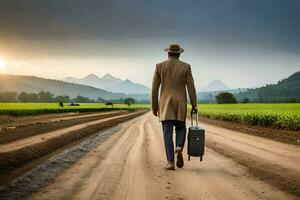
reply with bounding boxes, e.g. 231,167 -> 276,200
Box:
190,112 -> 199,127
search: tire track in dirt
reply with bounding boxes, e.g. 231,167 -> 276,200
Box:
0,111 -> 146,178
0,110 -> 126,144
0,112 -> 136,152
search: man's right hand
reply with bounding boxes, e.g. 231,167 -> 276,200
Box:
191,105 -> 198,114
152,107 -> 158,116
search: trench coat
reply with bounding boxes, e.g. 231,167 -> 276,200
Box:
151,57 -> 197,121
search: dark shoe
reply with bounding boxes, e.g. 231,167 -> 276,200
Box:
164,161 -> 175,170
176,150 -> 184,168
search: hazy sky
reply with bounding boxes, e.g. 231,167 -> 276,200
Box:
0,0 -> 299,89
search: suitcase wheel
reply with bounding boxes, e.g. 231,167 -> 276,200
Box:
200,156 -> 203,162
188,155 -> 190,161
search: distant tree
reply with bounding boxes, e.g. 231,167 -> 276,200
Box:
0,92 -> 17,102
73,95 -> 94,103
216,92 -> 237,104
241,98 -> 250,103
288,98 -> 297,103
38,91 -> 54,102
111,98 -> 124,104
18,92 -> 39,102
54,95 -> 70,103
105,102 -> 113,108
59,102 -> 64,107
27,93 -> 39,102
97,97 -> 106,103
124,98 -> 135,106
18,92 -> 28,102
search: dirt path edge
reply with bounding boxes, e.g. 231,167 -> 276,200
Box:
206,140 -> 300,197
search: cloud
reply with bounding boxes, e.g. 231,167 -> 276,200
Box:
0,0 -> 299,88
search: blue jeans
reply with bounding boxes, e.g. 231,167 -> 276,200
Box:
161,120 -> 186,162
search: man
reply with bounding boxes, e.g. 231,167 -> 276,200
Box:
152,44 -> 197,170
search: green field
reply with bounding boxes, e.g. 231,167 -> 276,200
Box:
191,103 -> 300,131
0,103 -> 150,116
1,103 -> 299,131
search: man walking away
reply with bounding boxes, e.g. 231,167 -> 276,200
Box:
152,44 -> 197,170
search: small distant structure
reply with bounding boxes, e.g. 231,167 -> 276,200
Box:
105,102 -> 113,108
68,103 -> 80,106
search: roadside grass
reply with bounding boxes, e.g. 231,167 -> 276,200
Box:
0,103 -> 150,116
188,103 -> 300,131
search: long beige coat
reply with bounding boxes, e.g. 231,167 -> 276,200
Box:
152,57 -> 197,121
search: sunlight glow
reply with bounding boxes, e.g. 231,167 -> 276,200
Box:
0,58 -> 6,70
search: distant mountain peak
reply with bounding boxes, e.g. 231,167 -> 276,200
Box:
288,71 -> 300,81
63,73 -> 149,94
210,79 -> 225,84
83,74 -> 100,80
102,74 -> 119,81
65,76 -> 75,79
123,79 -> 132,83
202,79 -> 229,92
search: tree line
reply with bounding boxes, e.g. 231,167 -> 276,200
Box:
0,91 -> 137,106
0,91 -> 96,103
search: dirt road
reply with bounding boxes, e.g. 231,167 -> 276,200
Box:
28,112 -> 299,200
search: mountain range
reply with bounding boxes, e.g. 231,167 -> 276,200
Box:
0,75 -> 128,100
236,71 -> 300,102
64,73 -> 235,93
64,74 -> 150,94
198,70 -> 300,103
0,74 -> 234,102
1,71 -> 298,103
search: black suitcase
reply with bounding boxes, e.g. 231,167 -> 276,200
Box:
187,112 -> 205,161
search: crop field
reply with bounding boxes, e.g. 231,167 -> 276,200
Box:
1,103 -> 299,131
192,103 -> 300,131
0,103 -> 150,116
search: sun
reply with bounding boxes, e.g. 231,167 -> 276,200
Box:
0,58 -> 7,69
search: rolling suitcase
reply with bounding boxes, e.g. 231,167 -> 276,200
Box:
187,112 -> 205,161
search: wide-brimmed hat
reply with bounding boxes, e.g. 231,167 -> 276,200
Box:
164,44 -> 184,53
